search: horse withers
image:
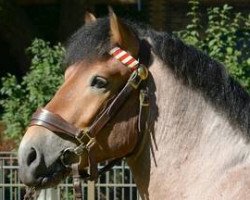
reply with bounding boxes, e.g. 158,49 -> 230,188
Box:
18,11 -> 250,200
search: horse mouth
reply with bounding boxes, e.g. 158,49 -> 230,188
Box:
34,166 -> 71,189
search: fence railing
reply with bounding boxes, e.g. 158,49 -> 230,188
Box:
0,152 -> 141,200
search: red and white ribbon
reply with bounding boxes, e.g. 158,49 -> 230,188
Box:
109,47 -> 139,71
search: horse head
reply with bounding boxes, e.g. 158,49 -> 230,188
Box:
18,11 -> 148,189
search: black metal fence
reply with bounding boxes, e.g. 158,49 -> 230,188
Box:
0,152 -> 141,200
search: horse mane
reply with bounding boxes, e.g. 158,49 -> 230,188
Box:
152,31 -> 250,135
64,17 -> 250,136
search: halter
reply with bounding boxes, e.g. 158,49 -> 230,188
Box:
27,46 -> 149,200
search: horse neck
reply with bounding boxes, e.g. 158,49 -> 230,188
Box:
127,56 -> 250,199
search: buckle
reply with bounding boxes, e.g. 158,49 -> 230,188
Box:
137,64 -> 148,80
86,138 -> 96,150
75,128 -> 96,151
140,89 -> 149,106
128,65 -> 148,89
75,128 -> 91,143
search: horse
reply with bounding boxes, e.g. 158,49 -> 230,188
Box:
18,11 -> 250,200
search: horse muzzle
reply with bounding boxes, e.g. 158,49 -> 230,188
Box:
18,126 -> 75,188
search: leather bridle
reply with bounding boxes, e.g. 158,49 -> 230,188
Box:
27,46 -> 150,200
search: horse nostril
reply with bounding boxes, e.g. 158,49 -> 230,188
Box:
27,148 -> 37,166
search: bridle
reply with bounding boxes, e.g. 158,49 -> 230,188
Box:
26,46 -> 150,200
27,46 -> 149,199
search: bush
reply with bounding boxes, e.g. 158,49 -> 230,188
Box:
0,39 -> 64,141
177,0 -> 250,91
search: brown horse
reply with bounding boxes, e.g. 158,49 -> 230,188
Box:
18,11 -> 250,200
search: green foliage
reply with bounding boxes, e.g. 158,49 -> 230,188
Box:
0,39 -> 64,141
177,0 -> 250,91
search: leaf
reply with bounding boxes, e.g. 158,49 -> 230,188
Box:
247,58 -> 250,65
226,47 -> 233,55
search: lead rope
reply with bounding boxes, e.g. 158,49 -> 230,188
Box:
71,163 -> 83,200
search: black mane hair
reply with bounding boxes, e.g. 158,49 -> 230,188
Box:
65,18 -> 110,66
65,17 -> 250,136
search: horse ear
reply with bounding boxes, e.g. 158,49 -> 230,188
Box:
109,8 -> 139,57
85,11 -> 96,24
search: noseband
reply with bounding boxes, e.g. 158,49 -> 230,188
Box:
28,47 -> 149,200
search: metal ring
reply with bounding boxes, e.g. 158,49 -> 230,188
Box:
60,148 -> 80,168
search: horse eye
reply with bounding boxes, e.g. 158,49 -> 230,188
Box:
90,76 -> 108,89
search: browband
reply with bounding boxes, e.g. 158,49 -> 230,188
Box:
109,47 -> 139,71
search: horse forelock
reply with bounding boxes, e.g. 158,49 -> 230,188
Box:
64,17 -> 110,67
